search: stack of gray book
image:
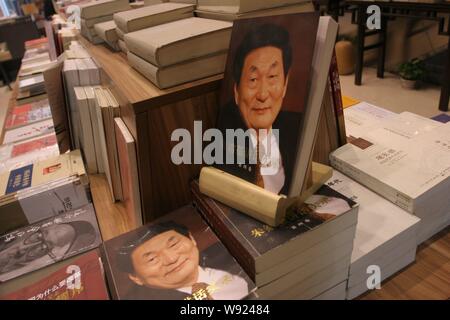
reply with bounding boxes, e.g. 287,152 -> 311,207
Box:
80,0 -> 131,44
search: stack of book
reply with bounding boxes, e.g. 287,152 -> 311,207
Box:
18,74 -> 46,98
80,0 -> 131,44
93,87 -> 122,202
57,27 -> 78,52
192,181 -> 359,299
0,150 -> 90,235
114,2 -> 195,54
62,58 -> 101,150
326,171 -> 420,299
195,0 -> 314,21
0,249 -> 109,300
94,20 -> 120,51
124,16 -> 232,88
331,103 -> 450,245
101,205 -> 256,300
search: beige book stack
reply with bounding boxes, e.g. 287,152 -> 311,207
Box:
195,0 -> 314,21
94,20 -> 120,51
79,0 -> 131,44
125,17 -> 231,88
114,2 -> 195,53
93,87 -> 123,202
58,27 -> 78,52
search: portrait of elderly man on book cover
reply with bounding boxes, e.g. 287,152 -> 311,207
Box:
216,13 -> 319,196
106,207 -> 255,300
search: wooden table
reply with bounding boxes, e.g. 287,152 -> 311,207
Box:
347,0 -> 450,111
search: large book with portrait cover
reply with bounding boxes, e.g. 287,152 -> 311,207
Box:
101,205 -> 256,300
0,249 -> 109,300
199,14 -> 338,226
191,180 -> 358,288
0,203 -> 102,283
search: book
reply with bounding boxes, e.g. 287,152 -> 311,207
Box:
191,180 -> 358,284
195,1 -> 314,21
75,59 -> 90,86
313,281 -> 347,300
81,15 -> 114,28
2,119 -> 55,145
4,99 -> 51,130
330,121 -> 450,216
113,2 -> 195,33
432,113 -> 450,124
19,60 -> 53,77
0,133 -> 59,175
74,87 -> 98,174
124,17 -> 232,67
118,39 -> 128,53
197,0 -> 311,14
84,87 -> 104,173
0,250 -> 109,300
94,20 -> 119,43
80,0 -> 131,20
18,74 -> 46,96
328,50 -> 347,146
0,203 -> 102,282
83,58 -> 101,85
101,205 -> 256,300
114,118 -> 142,227
127,50 -> 227,89
63,59 -> 82,149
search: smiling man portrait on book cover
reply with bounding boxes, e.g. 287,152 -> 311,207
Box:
216,13 -> 319,196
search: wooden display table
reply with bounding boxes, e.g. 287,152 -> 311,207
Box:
79,36 -> 222,223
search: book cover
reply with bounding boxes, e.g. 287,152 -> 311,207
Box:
0,203 -> 102,282
102,205 -> 255,300
2,118 -> 55,145
214,13 -> 319,196
10,134 -> 57,158
5,100 -> 51,130
0,250 -> 109,300
191,180 -> 357,278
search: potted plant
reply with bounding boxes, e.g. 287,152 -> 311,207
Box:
398,58 -> 425,89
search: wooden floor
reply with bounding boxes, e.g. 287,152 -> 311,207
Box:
89,174 -> 450,300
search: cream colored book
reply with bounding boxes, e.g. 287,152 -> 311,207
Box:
197,0 -> 310,14
74,87 -> 98,174
84,86 -> 104,173
83,58 -> 101,85
80,0 -> 131,19
75,59 -> 90,86
124,17 -> 231,67
127,50 -> 227,89
115,27 -> 125,40
113,2 -> 194,33
63,59 -> 81,149
118,39 -> 127,53
114,118 -> 142,227
81,15 -> 113,28
94,20 -> 119,43
195,1 -> 314,21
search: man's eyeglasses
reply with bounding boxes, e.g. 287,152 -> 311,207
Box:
23,230 -> 57,261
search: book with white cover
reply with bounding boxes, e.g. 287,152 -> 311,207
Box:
113,2 -> 194,33
75,59 -> 90,86
63,59 -> 81,149
325,171 -> 420,274
74,87 -> 98,174
197,0 -> 310,14
84,86 -> 104,173
330,122 -> 450,216
83,58 -> 101,85
18,74 -> 45,92
124,17 -> 232,67
127,50 -> 227,89
3,119 -> 55,145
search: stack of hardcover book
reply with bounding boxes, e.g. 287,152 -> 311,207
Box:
195,0 -> 314,21
124,16 -> 232,88
101,205 -> 256,300
94,20 -> 120,51
326,171 -> 420,299
332,103 -> 450,245
191,181 -> 359,299
80,0 -> 131,44
114,2 -> 195,54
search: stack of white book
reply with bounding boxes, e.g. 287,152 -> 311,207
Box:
114,2 -> 195,54
332,103 -> 450,245
18,74 -> 46,97
93,87 -> 123,202
57,27 -> 78,52
326,171 -> 420,299
195,0 -> 314,21
124,16 -> 232,88
62,58 -> 101,150
79,0 -> 131,44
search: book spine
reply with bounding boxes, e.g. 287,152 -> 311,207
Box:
329,50 -> 347,146
329,154 -> 415,213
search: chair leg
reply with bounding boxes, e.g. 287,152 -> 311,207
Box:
377,15 -> 388,79
355,6 -> 366,86
0,62 -> 12,90
438,38 -> 450,112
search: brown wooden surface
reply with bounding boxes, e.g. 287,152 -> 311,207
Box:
90,172 -> 450,299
